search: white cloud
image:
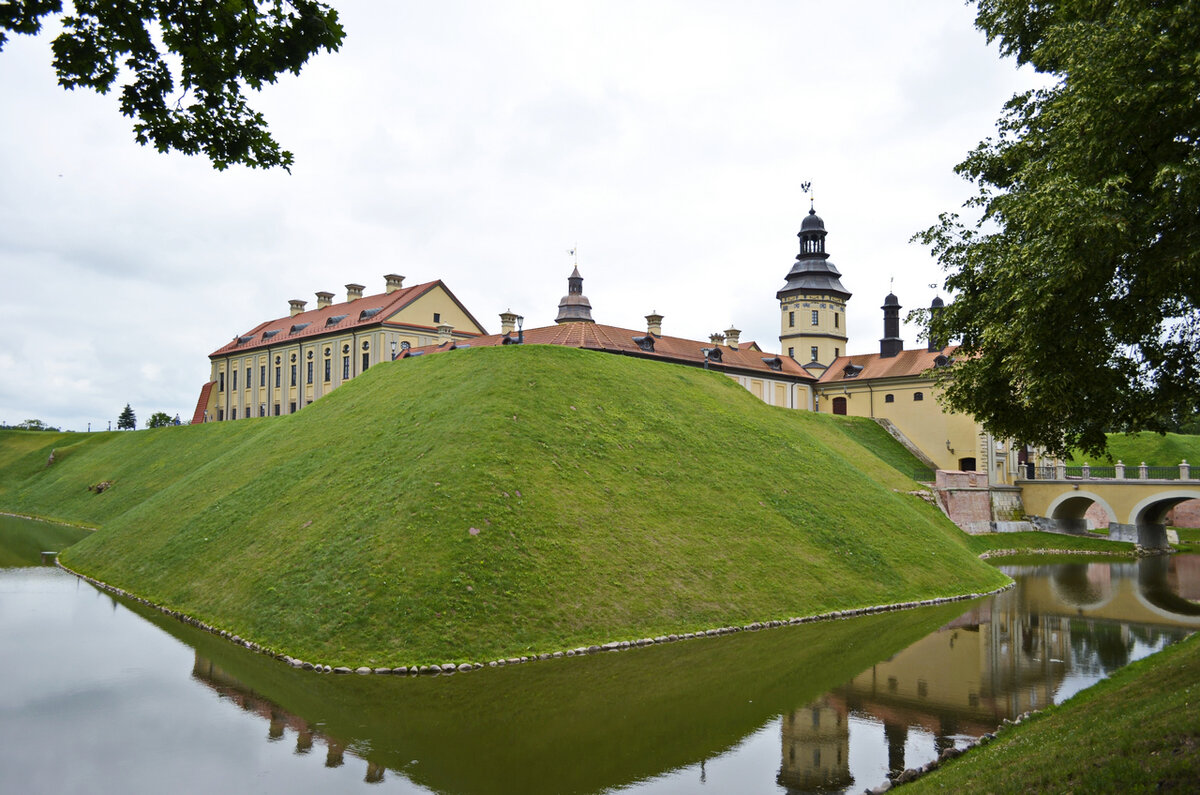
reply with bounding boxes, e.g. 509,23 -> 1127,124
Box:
0,1 -> 1047,431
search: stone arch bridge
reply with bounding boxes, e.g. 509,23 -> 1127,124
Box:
1018,463 -> 1199,549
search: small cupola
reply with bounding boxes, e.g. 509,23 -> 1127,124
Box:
928,295 -> 945,352
555,266 -> 595,324
880,292 -> 903,358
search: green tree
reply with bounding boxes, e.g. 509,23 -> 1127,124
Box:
0,1 -> 344,171
147,411 -> 172,428
117,404 -> 136,430
916,0 -> 1200,457
14,418 -> 59,431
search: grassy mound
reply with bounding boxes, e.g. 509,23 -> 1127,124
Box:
1068,431 -> 1200,465
0,345 -> 1007,665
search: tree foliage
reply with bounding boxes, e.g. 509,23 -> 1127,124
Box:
147,411 -> 172,428
0,1 -> 344,171
117,403 -> 136,430
917,0 -> 1200,457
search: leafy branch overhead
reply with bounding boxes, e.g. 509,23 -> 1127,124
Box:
917,0 -> 1200,457
1,1 -> 345,171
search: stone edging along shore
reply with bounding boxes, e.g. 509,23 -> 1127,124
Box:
54,558 -> 1015,677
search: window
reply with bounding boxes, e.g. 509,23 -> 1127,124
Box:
217,409 -> 224,421
788,347 -> 794,358
232,407 -> 237,420
433,312 -> 441,323
343,356 -> 350,379
832,396 -> 847,415
259,404 -> 265,417
275,366 -> 280,388
273,404 -> 280,416
810,346 -> 819,361
232,369 -> 237,391
245,367 -> 250,388
811,309 -> 819,326
788,311 -> 795,328
885,393 -> 895,403
834,312 -> 839,328
290,364 -> 297,387
914,391 -> 924,401
306,361 -> 313,384
219,372 -> 225,391
362,352 -> 370,372
289,401 -> 296,413
324,359 -> 331,382
834,347 -> 840,358
260,365 -> 265,386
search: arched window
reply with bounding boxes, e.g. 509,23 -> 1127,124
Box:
884,393 -> 894,403
914,392 -> 924,401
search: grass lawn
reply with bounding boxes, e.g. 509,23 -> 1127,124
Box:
1067,431 -> 1200,466
906,630 -> 1200,793
0,345 -> 1007,666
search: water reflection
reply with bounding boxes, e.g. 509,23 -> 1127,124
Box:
776,558 -> 1197,792
2,514 -> 1197,795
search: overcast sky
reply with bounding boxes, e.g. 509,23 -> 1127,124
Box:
0,1 -> 1046,431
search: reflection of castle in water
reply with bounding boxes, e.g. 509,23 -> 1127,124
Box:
192,657 -> 387,783
777,558 -> 1198,793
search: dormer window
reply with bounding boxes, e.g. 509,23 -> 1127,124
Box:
237,334 -> 255,345
262,329 -> 280,340
761,356 -> 783,372
289,322 -> 310,334
359,307 -> 382,321
326,314 -> 348,327
934,354 -> 952,368
842,363 -> 863,378
632,335 -> 655,352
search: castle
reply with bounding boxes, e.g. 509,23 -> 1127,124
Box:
193,209 -> 1026,485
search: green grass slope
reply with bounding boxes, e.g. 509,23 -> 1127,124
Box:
1,345 -> 1007,665
1068,431 -> 1200,465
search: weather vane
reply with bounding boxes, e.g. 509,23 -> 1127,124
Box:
800,181 -> 813,211
566,246 -> 578,265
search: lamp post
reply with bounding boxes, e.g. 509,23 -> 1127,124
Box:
517,315 -> 524,344
390,340 -> 398,360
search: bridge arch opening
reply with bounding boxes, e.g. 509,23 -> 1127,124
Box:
1128,489 -> 1200,527
1046,492 -> 1117,523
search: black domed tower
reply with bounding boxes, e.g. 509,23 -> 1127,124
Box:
777,207 -> 851,370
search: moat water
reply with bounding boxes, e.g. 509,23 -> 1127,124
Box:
2,514 -> 1198,794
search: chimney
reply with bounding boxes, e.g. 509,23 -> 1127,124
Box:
499,309 -> 519,335
724,326 -> 741,350
645,311 -> 663,337
315,291 -> 334,309
928,296 -> 945,352
288,299 -> 307,317
880,292 -> 903,358
709,332 -> 726,346
345,283 -> 365,302
437,322 -> 454,345
384,274 -> 405,294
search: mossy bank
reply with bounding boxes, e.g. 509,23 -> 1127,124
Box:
0,345 -> 1008,665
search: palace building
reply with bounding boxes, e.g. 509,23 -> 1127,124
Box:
192,275 -> 486,423
190,208 -> 1026,485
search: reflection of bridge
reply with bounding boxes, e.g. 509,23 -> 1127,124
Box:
1018,465 -> 1200,549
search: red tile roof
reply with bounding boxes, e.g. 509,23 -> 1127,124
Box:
400,322 -> 817,382
191,381 -> 215,424
818,346 -> 960,384
209,280 -> 487,358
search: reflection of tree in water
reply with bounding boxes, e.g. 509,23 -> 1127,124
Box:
1067,620 -> 1132,674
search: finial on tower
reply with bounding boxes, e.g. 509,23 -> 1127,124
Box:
567,246 -> 578,266
800,180 -> 813,211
